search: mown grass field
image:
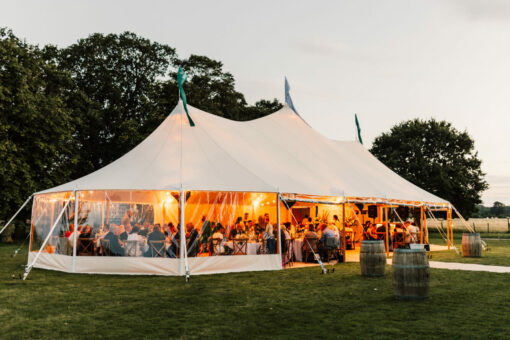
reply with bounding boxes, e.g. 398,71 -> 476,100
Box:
1,243 -> 510,339
428,232 -> 510,266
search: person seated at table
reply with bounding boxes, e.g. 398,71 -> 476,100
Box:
404,220 -> 420,244
77,225 -> 93,254
67,224 -> 82,247
120,223 -> 132,241
186,223 -> 200,256
144,224 -> 166,257
255,216 -> 265,235
366,223 -> 378,240
318,223 -> 336,260
104,224 -> 125,256
229,223 -> 244,239
211,226 -> 226,254
126,226 -> 146,256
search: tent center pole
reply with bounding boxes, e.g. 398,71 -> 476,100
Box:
72,190 -> 79,272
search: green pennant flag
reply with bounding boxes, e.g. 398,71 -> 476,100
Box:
355,113 -> 363,145
177,67 -> 195,126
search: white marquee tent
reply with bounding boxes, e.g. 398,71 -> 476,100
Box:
24,101 -> 450,277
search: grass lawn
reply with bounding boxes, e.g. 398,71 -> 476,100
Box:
2,243 -> 510,339
429,232 -> 510,266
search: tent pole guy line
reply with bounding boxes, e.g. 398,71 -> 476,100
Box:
0,194 -> 34,236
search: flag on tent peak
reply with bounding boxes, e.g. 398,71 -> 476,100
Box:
284,77 -> 308,125
177,67 -> 195,127
355,113 -> 363,145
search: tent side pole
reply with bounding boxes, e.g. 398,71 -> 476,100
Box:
0,194 -> 34,236
446,208 -> 451,250
24,193 -> 74,280
420,206 -> 424,244
384,205 -> 389,258
277,193 -> 282,268
72,190 -> 79,273
342,203 -> 346,262
179,190 -> 185,276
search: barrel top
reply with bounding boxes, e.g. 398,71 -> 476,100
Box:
394,248 -> 426,253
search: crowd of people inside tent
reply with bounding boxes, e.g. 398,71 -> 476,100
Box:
45,208 -> 423,262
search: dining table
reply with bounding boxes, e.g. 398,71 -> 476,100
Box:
224,240 -> 261,255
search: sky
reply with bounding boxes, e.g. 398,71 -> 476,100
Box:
2,0 -> 509,205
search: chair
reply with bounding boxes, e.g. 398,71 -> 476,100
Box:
258,239 -> 268,254
149,240 -> 166,257
210,238 -> 224,256
283,239 -> 294,267
125,240 -> 142,257
78,238 -> 95,256
303,236 -> 319,263
233,238 -> 248,255
100,238 -> 111,256
324,236 -> 340,262
345,230 -> 355,250
393,232 -> 405,249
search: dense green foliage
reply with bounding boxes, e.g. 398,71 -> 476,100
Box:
0,29 -> 78,219
2,242 -> 510,338
0,29 -> 282,230
370,119 -> 488,218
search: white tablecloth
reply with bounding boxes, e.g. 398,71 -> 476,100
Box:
224,241 -> 261,255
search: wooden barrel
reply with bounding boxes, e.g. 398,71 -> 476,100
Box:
392,249 -> 429,300
462,233 -> 482,257
360,240 -> 386,277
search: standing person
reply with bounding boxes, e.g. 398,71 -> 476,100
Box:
121,210 -> 133,228
243,212 -> 250,228
331,215 -> 341,240
263,213 -> 276,253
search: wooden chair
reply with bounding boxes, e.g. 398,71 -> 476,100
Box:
303,236 -> 319,263
345,230 -> 355,250
78,238 -> 95,256
283,239 -> 293,267
125,240 -> 142,257
258,239 -> 268,254
233,238 -> 248,255
149,240 -> 166,257
100,238 -> 111,256
393,232 -> 405,249
210,238 -> 224,256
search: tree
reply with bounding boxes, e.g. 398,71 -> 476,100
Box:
47,32 -> 177,178
490,201 -> 506,218
370,118 -> 488,218
0,28 -> 78,223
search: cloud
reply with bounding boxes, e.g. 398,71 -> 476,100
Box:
482,175 -> 510,205
446,0 -> 510,22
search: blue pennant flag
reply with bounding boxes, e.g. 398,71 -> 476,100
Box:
284,77 -> 308,125
177,67 -> 195,127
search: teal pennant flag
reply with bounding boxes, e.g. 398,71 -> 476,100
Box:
355,113 -> 363,145
177,67 -> 195,126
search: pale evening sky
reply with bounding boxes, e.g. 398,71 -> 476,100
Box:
1,0 -> 509,205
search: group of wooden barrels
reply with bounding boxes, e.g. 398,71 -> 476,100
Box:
360,233 -> 482,300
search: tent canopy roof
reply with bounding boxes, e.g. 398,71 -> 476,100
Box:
38,102 -> 447,204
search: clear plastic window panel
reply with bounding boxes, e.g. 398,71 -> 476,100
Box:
185,191 -> 279,257
30,192 -> 73,255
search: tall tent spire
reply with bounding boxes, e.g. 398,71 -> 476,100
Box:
284,77 -> 308,125
177,67 -> 195,127
355,113 -> 363,145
